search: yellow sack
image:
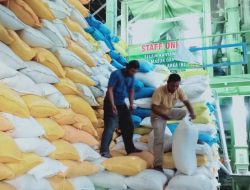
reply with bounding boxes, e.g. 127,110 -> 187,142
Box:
96,97 -> 104,107
118,38 -> 127,49
73,114 -> 97,137
129,151 -> 154,169
49,140 -> 80,161
50,109 -> 77,125
23,0 -> 55,20
58,160 -> 99,177
63,17 -> 88,38
0,24 -> 14,44
192,102 -> 207,113
66,38 -> 96,67
0,182 -> 16,190
22,95 -> 59,118
178,69 -> 208,79
65,67 -> 95,86
193,109 -> 211,124
7,0 -> 41,27
93,118 -> 104,128
197,155 -> 208,166
8,30 -> 36,61
34,48 -> 65,78
0,132 -> 22,163
110,150 -> 126,157
62,125 -> 99,147
6,153 -> 42,178
37,118 -> 65,141
113,43 -> 128,57
0,163 -> 14,180
65,95 -> 97,124
0,114 -> 14,132
163,152 -> 208,169
95,109 -> 104,119
54,78 -> 80,95
163,152 -> 176,169
79,0 -> 90,5
0,83 -> 30,117
134,127 -> 152,135
66,0 -> 89,17
49,177 -> 74,190
140,135 -> 149,143
96,128 -> 104,141
102,54 -> 112,63
102,156 -> 147,176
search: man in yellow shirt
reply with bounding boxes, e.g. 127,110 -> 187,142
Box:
151,73 -> 196,172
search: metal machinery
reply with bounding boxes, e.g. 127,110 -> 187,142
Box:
98,0 -> 250,189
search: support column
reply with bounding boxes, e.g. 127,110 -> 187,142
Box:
106,0 -> 117,34
202,0 -> 213,77
121,1 -> 128,43
225,0 -> 243,75
231,96 -> 249,174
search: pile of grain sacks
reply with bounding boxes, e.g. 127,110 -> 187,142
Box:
0,0 -> 220,189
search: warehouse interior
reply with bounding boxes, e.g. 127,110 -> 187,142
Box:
0,0 -> 249,189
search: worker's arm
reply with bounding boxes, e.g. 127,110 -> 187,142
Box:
152,104 -> 170,120
107,86 -> 117,114
128,89 -> 134,111
183,100 -> 196,119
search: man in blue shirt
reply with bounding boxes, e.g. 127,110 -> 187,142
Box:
100,60 -> 141,158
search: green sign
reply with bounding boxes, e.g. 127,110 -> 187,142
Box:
127,41 -> 198,70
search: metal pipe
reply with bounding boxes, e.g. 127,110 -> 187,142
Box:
93,3 -> 106,16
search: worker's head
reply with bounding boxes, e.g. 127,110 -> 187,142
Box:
125,60 -> 140,76
167,73 -> 181,93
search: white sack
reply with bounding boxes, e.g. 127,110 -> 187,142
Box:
38,83 -> 70,108
1,72 -> 42,96
15,138 -> 55,156
6,174 -> 53,190
89,171 -> 127,189
73,143 -> 101,161
70,8 -> 89,28
135,71 -> 166,88
44,0 -> 70,19
39,20 -> 67,47
2,113 -> 45,138
70,176 -> 95,190
21,61 -> 59,84
28,157 -> 67,179
125,169 -> 167,190
0,63 -> 18,79
76,83 -> 99,106
0,4 -> 26,30
167,174 -> 214,190
19,26 -> 54,49
0,41 -> 27,70
172,118 -> 198,175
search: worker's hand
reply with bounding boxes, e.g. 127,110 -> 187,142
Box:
189,114 -> 196,120
112,105 -> 118,115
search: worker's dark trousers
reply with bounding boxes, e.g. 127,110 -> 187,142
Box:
100,98 -> 135,155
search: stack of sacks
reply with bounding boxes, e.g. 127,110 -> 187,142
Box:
161,70 -> 220,189
0,0 -> 170,189
0,0 -> 124,189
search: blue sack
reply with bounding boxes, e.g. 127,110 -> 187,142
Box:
111,35 -> 119,43
84,27 -> 106,41
132,108 -> 151,119
138,59 -> 155,73
198,133 -> 218,146
109,50 -> 120,60
134,79 -> 144,92
111,60 -> 124,69
135,87 -> 154,99
131,115 -> 142,128
167,123 -> 179,134
85,15 -> 102,28
98,23 -> 111,36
